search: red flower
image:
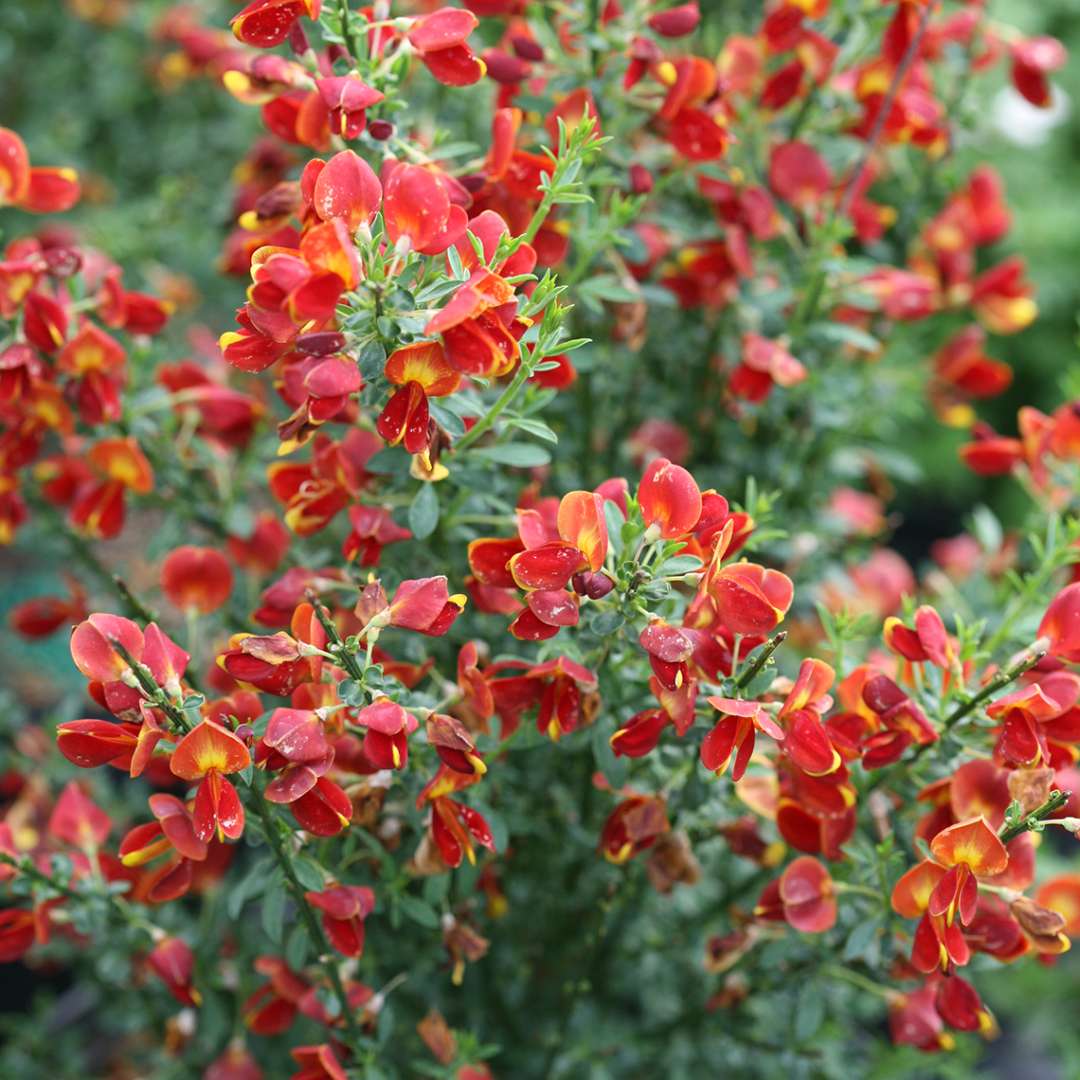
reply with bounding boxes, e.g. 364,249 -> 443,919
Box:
408,9 -> 486,87
305,885 -> 375,957
161,546 -> 234,615
169,721 -> 252,843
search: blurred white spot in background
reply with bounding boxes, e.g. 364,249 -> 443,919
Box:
992,85 -> 1069,146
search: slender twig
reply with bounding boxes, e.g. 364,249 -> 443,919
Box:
735,632 -> 788,691
914,648 -> 1046,758
837,1 -> 936,218
306,592 -> 366,682
999,790 -> 1071,844
453,360 -> 533,453
251,790 -> 368,1052
110,641 -> 193,734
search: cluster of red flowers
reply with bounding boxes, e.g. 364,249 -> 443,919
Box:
2,0 -> 1079,1076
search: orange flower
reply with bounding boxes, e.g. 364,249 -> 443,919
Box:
161,546 -> 234,615
169,721 -> 251,843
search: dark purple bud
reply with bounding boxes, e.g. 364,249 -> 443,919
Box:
571,572 -> 589,596
295,331 -> 347,356
368,119 -> 394,141
482,49 -> 530,84
288,22 -> 311,56
584,572 -> 615,600
458,173 -> 486,194
511,35 -> 544,62
629,164 -> 654,195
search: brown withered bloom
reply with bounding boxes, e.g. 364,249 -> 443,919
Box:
442,914 -> 490,986
417,1008 -> 457,1065
646,830 -> 702,894
1011,896 -> 1072,955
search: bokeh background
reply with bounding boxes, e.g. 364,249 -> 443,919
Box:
1,1 -> 1079,1075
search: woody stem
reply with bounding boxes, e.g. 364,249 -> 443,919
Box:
251,788 -> 368,1053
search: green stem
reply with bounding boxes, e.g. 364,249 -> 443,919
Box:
735,632 -> 787,691
454,360 -> 533,453
338,0 -> 361,62
110,641 -> 193,734
999,789 -> 1072,844
823,964 -> 897,1001
915,647 -> 1046,756
252,790 -> 367,1054
307,593 -> 366,682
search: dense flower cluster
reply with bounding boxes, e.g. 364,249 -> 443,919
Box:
2,1 -> 1080,1077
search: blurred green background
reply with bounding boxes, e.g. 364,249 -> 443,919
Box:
1,1 -> 1080,1074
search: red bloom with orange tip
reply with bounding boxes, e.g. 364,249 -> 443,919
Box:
1010,36 -> 1066,108
729,333 -> 807,402
383,163 -> 467,254
883,605 -> 954,669
430,796 -> 496,868
600,794 -> 669,864
0,909 -> 36,964
231,0 -> 321,49
638,458 -> 702,539
304,885 -> 375,957
315,75 -> 383,140
161,546 -> 234,615
648,2 -> 700,38
1039,583 -> 1080,663
9,576 -> 86,638
288,775 -> 353,836
219,631 -> 314,696
706,561 -> 794,637
377,341 -> 460,454
48,780 -> 111,850
290,1043 -> 347,1080
702,697 -> 783,780
408,8 -> 486,87
169,721 -> 252,843
56,718 -> 141,770
354,698 -> 418,770
769,140 -> 832,210
756,855 -> 837,933
70,612 -> 144,682
426,713 -> 487,776
147,936 -> 201,1007
929,818 -> 1009,927
386,576 -> 466,636
308,150 -> 382,229
69,437 -> 154,539
0,127 -> 80,213
610,708 -> 670,758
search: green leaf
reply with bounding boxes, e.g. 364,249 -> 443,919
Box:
506,417 -> 558,444
227,860 -> 269,919
399,894 -> 441,929
794,981 -> 826,1042
292,856 -> 327,892
285,923 -> 310,970
473,443 -> 552,468
261,876 -> 287,943
655,555 -> 703,577
842,915 -> 882,962
408,483 -> 440,540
